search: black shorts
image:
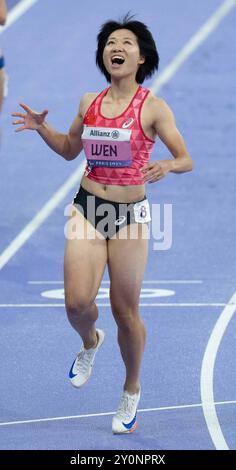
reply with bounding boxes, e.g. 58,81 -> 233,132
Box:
73,186 -> 151,240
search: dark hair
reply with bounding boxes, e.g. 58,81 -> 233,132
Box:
96,13 -> 159,84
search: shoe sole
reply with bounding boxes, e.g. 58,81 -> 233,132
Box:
112,421 -> 137,434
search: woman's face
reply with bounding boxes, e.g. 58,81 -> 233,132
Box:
102,28 -> 145,81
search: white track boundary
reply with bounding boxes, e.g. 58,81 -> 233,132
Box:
0,0 -> 38,33
150,0 -> 236,94
0,399 -> 235,427
200,291 -> 236,450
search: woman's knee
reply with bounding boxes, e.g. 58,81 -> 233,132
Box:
112,305 -> 141,330
65,294 -> 93,318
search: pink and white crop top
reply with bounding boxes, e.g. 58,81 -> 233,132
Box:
81,85 -> 155,186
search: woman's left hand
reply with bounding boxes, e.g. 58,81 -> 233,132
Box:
141,160 -> 173,183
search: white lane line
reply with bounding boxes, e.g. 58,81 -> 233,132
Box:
150,0 -> 236,94
0,303 -> 232,308
200,291 -> 236,450
0,400 -> 235,427
27,280 -> 203,285
1,0 -> 235,271
0,0 -> 38,33
144,280 -> 203,284
0,164 -> 85,271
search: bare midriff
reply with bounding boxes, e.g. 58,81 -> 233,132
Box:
81,175 -> 145,203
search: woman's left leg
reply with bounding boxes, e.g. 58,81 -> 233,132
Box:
108,223 -> 149,394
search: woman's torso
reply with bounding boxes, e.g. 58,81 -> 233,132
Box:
80,86 -> 156,203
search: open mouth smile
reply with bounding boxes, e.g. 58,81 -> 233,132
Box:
111,55 -> 125,66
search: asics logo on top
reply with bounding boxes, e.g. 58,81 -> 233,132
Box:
122,118 -> 134,129
115,216 -> 126,226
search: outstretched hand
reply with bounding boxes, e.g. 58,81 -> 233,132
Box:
12,103 -> 48,132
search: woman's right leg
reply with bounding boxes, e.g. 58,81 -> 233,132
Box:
64,208 -> 107,349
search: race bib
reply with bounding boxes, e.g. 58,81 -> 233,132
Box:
82,125 -> 132,167
133,199 -> 151,223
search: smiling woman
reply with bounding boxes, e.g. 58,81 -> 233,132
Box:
96,13 -> 159,84
12,11 -> 193,437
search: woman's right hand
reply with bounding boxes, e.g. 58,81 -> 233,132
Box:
12,103 -> 49,132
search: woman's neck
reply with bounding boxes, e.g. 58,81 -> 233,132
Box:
108,79 -> 139,101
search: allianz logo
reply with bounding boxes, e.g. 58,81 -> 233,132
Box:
89,129 -> 120,139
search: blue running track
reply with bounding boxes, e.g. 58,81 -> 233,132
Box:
0,0 -> 235,450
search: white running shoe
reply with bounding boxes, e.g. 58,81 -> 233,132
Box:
69,329 -> 105,388
112,389 -> 141,434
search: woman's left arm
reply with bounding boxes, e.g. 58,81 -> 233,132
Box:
141,98 -> 194,183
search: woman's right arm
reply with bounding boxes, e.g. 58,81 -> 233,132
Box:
0,0 -> 7,26
37,107 -> 84,161
12,94 -> 92,161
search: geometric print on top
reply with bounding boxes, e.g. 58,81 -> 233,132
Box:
83,85 -> 156,185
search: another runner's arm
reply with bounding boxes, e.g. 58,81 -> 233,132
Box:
0,0 -> 7,25
153,98 -> 193,173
